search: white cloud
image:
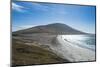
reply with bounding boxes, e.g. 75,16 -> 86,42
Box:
12,2 -> 25,12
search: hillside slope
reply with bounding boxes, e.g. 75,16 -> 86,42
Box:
13,23 -> 86,34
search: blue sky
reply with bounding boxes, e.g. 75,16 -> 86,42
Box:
12,2 -> 96,33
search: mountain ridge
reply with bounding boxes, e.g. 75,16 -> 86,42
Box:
13,23 -> 87,34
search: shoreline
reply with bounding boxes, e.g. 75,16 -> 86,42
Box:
50,35 -> 95,62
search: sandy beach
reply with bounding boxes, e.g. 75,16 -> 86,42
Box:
49,35 -> 95,62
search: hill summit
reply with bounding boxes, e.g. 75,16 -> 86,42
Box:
13,23 -> 86,34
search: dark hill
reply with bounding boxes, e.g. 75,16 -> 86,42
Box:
13,23 -> 86,34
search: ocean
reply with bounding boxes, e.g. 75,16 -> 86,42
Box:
62,35 -> 96,51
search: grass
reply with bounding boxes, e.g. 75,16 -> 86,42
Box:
12,38 -> 68,66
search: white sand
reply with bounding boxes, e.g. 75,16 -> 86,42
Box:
49,35 -> 95,62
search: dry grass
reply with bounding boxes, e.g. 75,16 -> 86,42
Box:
12,38 -> 68,66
